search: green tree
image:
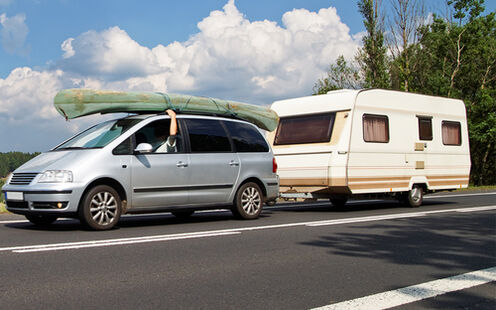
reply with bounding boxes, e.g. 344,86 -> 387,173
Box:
411,2 -> 495,184
0,152 -> 40,177
356,0 -> 390,88
313,56 -> 362,94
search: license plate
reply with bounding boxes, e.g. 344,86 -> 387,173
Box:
5,192 -> 23,201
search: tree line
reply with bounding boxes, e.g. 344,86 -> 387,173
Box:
314,0 -> 495,185
0,152 -> 40,178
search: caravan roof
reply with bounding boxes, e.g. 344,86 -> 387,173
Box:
272,89 -> 466,120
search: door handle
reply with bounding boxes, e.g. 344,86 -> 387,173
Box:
229,160 -> 240,167
176,161 -> 188,168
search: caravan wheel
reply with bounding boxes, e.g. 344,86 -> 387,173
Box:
405,185 -> 423,208
330,197 -> 348,208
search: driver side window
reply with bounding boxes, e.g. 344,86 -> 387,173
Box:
133,120 -> 182,153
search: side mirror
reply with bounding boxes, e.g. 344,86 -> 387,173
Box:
134,143 -> 153,154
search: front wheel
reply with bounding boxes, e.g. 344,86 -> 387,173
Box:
25,214 -> 58,226
79,185 -> 122,230
232,182 -> 263,220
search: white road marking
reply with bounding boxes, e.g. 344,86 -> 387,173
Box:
1,231 -> 240,253
0,205 -> 494,254
310,267 -> 496,310
454,205 -> 496,213
425,192 -> 496,199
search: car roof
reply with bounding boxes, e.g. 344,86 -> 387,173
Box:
121,113 -> 253,124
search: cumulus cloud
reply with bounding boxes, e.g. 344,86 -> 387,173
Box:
54,0 -> 359,102
57,27 -> 161,80
0,0 -> 361,151
0,12 -> 29,55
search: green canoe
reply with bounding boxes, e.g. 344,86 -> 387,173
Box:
54,89 -> 279,131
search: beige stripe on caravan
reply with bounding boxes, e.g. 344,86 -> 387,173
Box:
348,176 -> 410,182
280,175 -> 469,189
427,175 -> 470,180
429,180 -> 469,186
349,182 -> 410,190
279,178 -> 328,186
277,166 -> 329,171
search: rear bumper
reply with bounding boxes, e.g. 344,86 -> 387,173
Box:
263,176 -> 280,200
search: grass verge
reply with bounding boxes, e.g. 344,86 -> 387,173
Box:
0,202 -> 7,214
456,185 -> 496,192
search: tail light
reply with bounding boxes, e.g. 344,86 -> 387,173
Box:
272,157 -> 278,173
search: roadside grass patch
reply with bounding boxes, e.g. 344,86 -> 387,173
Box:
458,185 -> 496,192
0,202 -> 7,214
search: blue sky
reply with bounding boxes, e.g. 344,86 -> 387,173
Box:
0,0 -> 494,152
0,0 -> 367,77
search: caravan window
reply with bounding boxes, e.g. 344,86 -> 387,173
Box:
418,116 -> 433,141
442,121 -> 461,145
363,114 -> 389,143
274,113 -> 335,145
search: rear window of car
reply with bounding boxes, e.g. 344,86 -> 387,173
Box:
274,113 -> 335,145
185,119 -> 232,153
223,121 -> 269,152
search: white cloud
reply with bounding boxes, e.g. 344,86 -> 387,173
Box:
0,12 -> 29,55
0,0 -> 361,151
57,26 -> 161,80
0,67 -> 64,121
53,0 -> 359,101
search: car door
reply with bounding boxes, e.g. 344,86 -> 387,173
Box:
130,119 -> 190,208
184,118 -> 240,204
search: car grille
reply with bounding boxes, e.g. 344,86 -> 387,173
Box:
9,173 -> 39,185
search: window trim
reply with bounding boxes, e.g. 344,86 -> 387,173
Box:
362,114 -> 390,143
417,116 -> 433,141
273,112 -> 335,146
184,118 -> 233,153
221,120 -> 269,153
442,120 -> 462,146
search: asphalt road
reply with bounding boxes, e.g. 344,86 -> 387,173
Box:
0,191 -> 495,309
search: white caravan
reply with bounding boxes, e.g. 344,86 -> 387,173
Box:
268,89 -> 471,207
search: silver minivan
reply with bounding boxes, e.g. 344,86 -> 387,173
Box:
2,113 -> 279,230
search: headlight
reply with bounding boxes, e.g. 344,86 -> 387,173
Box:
38,170 -> 73,183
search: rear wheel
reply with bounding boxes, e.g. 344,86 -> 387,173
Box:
404,185 -> 423,208
79,185 -> 122,230
25,214 -> 58,226
232,182 -> 263,220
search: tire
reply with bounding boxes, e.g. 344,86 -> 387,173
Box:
330,196 -> 348,208
232,182 -> 263,220
405,185 -> 423,208
171,210 -> 194,218
79,185 -> 122,230
25,214 -> 58,226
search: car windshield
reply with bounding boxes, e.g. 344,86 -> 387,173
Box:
54,118 -> 143,150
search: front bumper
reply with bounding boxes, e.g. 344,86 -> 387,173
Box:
2,183 -> 85,217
